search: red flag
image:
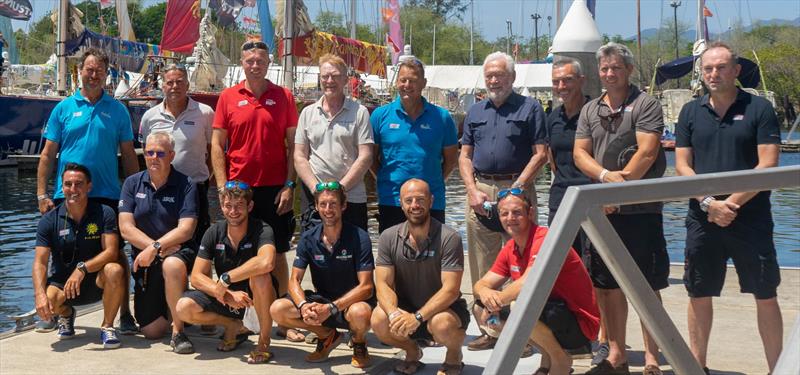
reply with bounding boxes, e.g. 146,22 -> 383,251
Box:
703,6 -> 713,17
387,34 -> 401,53
160,0 -> 201,53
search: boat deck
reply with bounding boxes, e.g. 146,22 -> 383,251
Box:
2,264 -> 798,374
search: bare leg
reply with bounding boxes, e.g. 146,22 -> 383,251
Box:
140,317 -> 170,339
250,273 -> 277,350
371,307 -> 421,360
530,322 -> 573,374
688,296 -> 713,367
596,288 -> 628,367
269,298 -> 333,337
428,309 -> 467,366
162,257 -> 189,335
641,290 -> 663,367
755,297 -> 783,372
96,263 -> 125,328
345,302 -> 372,343
176,297 -> 242,342
117,250 -> 132,316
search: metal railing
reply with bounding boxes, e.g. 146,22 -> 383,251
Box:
484,165 -> 800,375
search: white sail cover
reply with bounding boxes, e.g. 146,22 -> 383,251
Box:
116,0 -> 136,41
551,0 -> 602,53
190,12 -> 230,92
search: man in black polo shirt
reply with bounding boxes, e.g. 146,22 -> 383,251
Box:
675,42 -> 783,374
32,163 -> 126,348
176,181 -> 278,364
270,181 -> 374,368
118,132 -> 198,352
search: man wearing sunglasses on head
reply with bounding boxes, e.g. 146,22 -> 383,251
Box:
472,189 -> 600,375
270,181 -> 375,368
294,54 -> 374,232
118,132 -> 198,353
573,43 -> 669,375
176,181 -> 279,364
211,41 -> 299,340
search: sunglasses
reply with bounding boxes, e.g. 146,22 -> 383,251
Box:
225,180 -> 251,191
596,100 -> 629,132
242,41 -> 268,51
315,181 -> 342,192
497,187 -> 524,200
145,150 -> 167,158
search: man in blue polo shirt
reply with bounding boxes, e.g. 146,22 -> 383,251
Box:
32,163 -> 126,348
119,132 -> 198,353
270,181 -> 374,368
370,58 -> 459,233
675,42 -> 783,375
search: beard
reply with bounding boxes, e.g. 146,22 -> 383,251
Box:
487,88 -> 512,103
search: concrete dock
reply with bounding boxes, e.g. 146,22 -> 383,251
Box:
2,264 -> 798,375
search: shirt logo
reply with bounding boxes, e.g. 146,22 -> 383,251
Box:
135,192 -> 147,199
420,124 -> 431,130
314,254 -> 325,261
242,243 -> 252,249
215,244 -> 226,251
118,200 -> 124,207
59,229 -> 70,237
510,265 -> 520,273
238,100 -> 248,107
199,245 -> 206,251
733,114 -> 744,121
162,196 -> 175,203
264,99 -> 276,106
624,106 -> 633,113
86,223 -> 99,235
389,123 -> 400,129
184,120 -> 195,126
73,111 -> 83,117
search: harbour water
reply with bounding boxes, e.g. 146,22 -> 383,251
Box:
1,153 -> 798,332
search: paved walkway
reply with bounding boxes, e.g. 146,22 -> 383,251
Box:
2,265 -> 798,374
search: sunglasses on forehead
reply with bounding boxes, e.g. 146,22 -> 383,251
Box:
241,41 -> 268,51
225,180 -> 251,191
497,187 -> 524,200
145,150 -> 167,158
315,181 -> 342,192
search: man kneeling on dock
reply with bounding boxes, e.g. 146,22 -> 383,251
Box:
32,163 -> 126,348
176,181 -> 278,364
472,190 -> 599,374
270,181 -> 375,367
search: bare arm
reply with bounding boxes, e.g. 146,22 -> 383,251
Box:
675,147 -> 703,201
339,144 -> 373,192
726,144 -> 779,206
85,232 -> 121,272
32,246 -> 53,320
620,131 -> 660,180
514,143 -> 549,187
287,266 -> 308,306
205,144 -> 214,186
119,141 -> 139,178
275,128 -> 297,215
211,128 -> 228,190
574,138 -> 604,181
458,144 -> 489,215
293,143 -> 318,191
227,243 -> 276,282
332,270 -> 374,310
375,265 -> 400,314
36,140 -> 59,213
417,270 -> 463,320
441,145 -> 459,181
189,257 -> 216,295
472,271 -> 508,312
119,214 -> 196,251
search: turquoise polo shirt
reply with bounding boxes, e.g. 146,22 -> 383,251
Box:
370,96 -> 458,210
44,89 -> 134,200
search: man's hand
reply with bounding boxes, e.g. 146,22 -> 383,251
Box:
213,282 -> 228,305
159,245 -> 180,259
132,245 -> 158,272
34,293 -> 54,321
301,302 -> 323,326
309,303 -> 332,325
477,288 -> 504,313
602,170 -> 630,183
468,188 -> 490,216
707,200 -> 739,227
224,290 -> 253,309
63,268 -> 85,300
37,198 -> 55,214
389,312 -> 421,337
275,186 -> 294,215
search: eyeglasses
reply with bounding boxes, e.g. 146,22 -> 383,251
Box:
225,180 -> 251,191
315,181 -> 342,192
145,150 -> 167,158
319,74 -> 344,81
241,41 -> 268,51
497,187 -> 524,200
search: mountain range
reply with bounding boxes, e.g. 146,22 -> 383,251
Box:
626,16 -> 800,41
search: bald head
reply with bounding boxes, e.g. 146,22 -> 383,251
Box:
400,179 -> 433,225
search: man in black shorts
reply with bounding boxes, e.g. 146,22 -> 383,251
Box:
176,181 -> 278,364
32,163 -> 126,348
371,179 -> 469,375
270,181 -> 375,368
675,42 -> 783,374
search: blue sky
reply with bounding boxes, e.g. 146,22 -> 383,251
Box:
10,0 -> 800,42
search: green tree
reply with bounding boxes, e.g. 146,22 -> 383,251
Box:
404,0 -> 468,21
131,2 -> 167,44
14,11 -> 55,64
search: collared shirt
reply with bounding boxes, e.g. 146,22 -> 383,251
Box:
36,201 -> 117,281
461,92 -> 547,174
44,89 -> 134,200
198,218 -> 274,292
139,98 -> 215,182
212,80 -> 299,186
119,168 -> 198,254
546,102 -> 592,212
676,88 -> 781,216
295,97 -> 374,203
370,96 -> 458,210
293,222 -> 374,300
490,225 -> 599,341
376,219 -> 463,310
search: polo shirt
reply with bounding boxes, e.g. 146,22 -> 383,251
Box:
546,103 -> 592,212
44,89 -> 134,200
212,80 -> 299,186
36,201 -> 117,282
376,219 -> 463,310
293,223 -> 374,300
676,89 -> 781,217
198,218 -> 274,292
461,92 -> 547,174
295,97 -> 374,203
370,96 -> 458,210
139,98 -> 215,183
490,225 -> 599,341
118,168 -> 198,254
576,85 -> 665,215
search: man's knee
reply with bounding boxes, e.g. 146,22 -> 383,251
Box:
162,257 -> 188,281
429,310 -> 463,337
98,262 -> 125,289
141,318 -> 169,339
370,307 -> 390,336
346,302 -> 372,328
269,298 -> 294,324
175,297 -> 201,322
249,273 -> 274,296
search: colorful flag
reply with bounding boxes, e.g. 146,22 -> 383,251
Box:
703,5 -> 713,40
99,0 -> 114,9
703,6 -> 713,17
586,0 -> 596,18
0,0 -> 32,20
160,0 -> 201,53
116,0 -> 136,41
257,0 -> 275,53
386,0 -> 403,64
209,0 -> 244,28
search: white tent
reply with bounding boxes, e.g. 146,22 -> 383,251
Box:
383,64 -> 553,91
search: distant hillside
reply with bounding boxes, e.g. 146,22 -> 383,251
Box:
628,16 -> 800,41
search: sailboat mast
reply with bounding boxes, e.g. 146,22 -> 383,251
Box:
57,0 -> 68,95
283,0 -> 295,90
350,0 -> 356,39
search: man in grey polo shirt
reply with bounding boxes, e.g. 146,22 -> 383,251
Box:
139,64 -> 214,240
574,42 -> 669,375
294,54 -> 373,231
458,51 -> 547,350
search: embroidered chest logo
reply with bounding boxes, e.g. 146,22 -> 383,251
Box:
264,99 -> 276,106
215,243 -> 226,251
733,114 -> 744,121
420,124 -> 431,130
86,223 -> 99,236
510,265 -> 520,273
336,249 -> 353,260
73,111 -> 83,118
242,243 -> 253,249
184,120 -> 195,126
389,123 -> 400,129
162,196 -> 176,203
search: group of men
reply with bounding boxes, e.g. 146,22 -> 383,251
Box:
30,37 -> 783,375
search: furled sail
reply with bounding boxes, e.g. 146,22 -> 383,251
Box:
190,11 -> 230,92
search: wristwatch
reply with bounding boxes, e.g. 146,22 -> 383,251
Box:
37,194 -> 49,201
328,303 -> 339,316
414,311 -> 425,323
699,196 -> 716,213
152,241 -> 162,251
285,180 -> 296,189
76,261 -> 88,275
219,272 -> 231,287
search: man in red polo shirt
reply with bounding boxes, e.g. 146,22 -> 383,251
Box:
472,190 -> 599,375
211,40 -> 299,339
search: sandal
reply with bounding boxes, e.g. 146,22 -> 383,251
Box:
643,364 -> 663,375
247,350 -> 274,364
394,342 -> 425,375
534,367 -> 549,375
216,332 -> 248,352
276,327 -> 305,342
436,361 -> 465,375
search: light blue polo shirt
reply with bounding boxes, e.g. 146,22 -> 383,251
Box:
44,89 -> 134,200
370,96 -> 458,210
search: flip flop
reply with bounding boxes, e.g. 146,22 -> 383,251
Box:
436,361 -> 464,375
217,332 -> 249,352
276,327 -> 305,342
394,360 -> 425,375
247,350 -> 274,364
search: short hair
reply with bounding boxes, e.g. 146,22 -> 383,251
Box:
483,52 -> 515,73
145,131 -> 175,150
701,41 -> 739,66
318,54 -> 347,75
79,48 -> 110,70
596,42 -> 635,67
313,184 -> 347,205
497,190 -> 532,208
552,57 -> 583,77
220,181 -> 253,203
397,58 -> 425,78
62,162 -> 92,182
161,63 -> 188,78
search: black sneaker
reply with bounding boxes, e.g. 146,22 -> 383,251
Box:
119,312 -> 139,335
591,342 -> 610,366
585,360 -> 630,375
171,332 -> 195,354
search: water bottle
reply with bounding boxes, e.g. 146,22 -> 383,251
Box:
486,314 -> 500,326
482,201 -> 493,213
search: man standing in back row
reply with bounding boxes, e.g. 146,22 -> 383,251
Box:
675,42 -> 783,374
459,51 -> 548,350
